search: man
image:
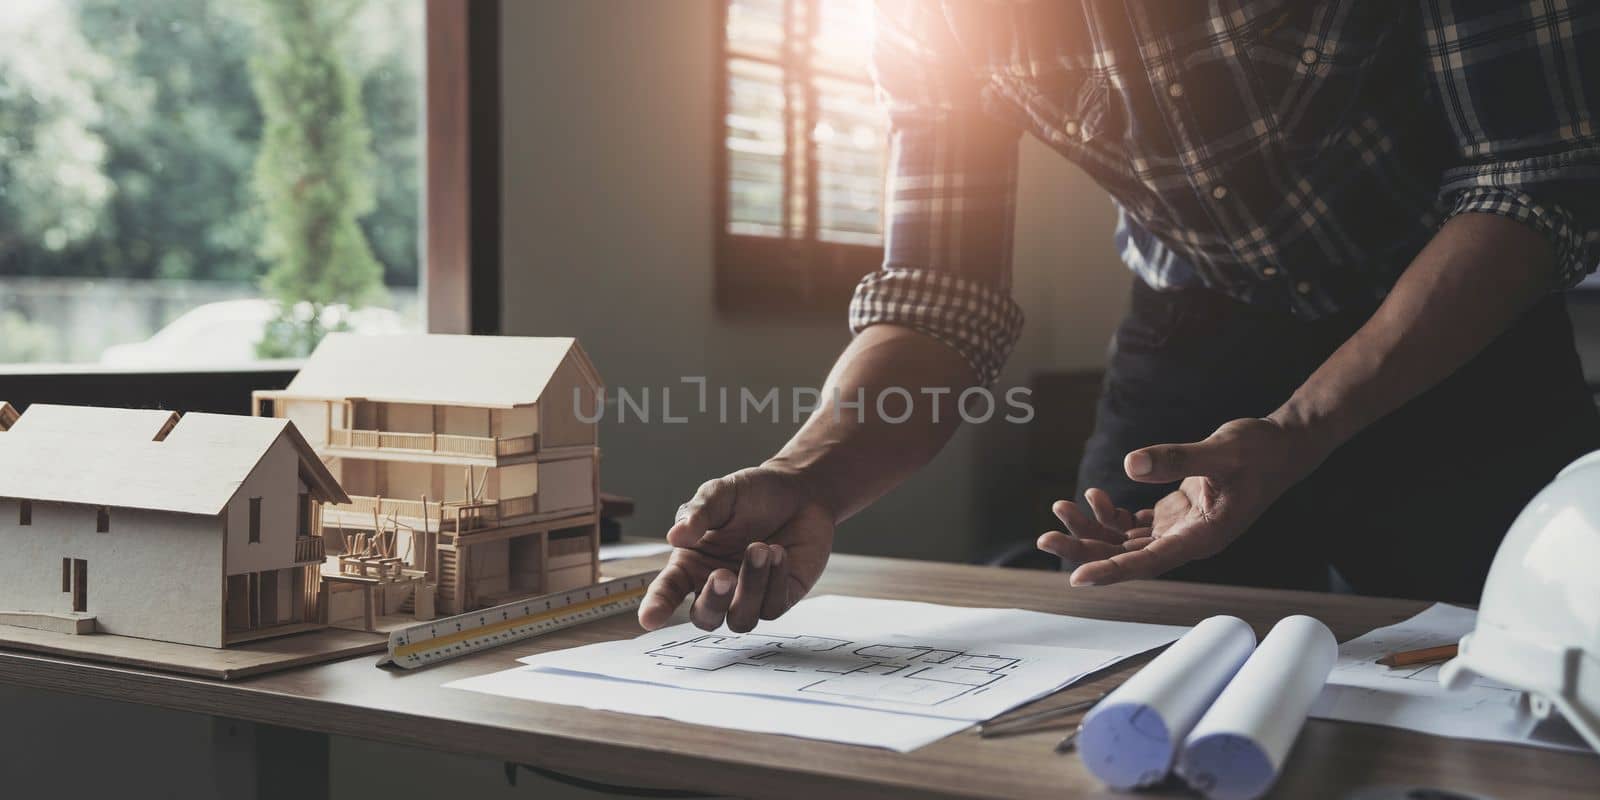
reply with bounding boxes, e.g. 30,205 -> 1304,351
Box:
640,1 -> 1600,633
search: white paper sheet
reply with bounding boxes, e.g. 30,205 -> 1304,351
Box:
1078,615 -> 1258,790
598,541 -> 675,561
446,595 -> 1189,751
447,667 -> 974,752
1178,615 -> 1337,800
1309,603 -> 1589,752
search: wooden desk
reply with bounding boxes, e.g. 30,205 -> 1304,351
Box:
0,554 -> 1594,799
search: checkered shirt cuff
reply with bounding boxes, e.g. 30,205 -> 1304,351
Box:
848,268 -> 1025,386
1444,187 -> 1597,289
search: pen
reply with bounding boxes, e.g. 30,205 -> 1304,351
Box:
1376,643 -> 1458,668
978,692 -> 1107,738
1054,727 -> 1080,754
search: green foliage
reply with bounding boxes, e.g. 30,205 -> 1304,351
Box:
0,4 -> 116,268
0,0 -> 420,296
249,0 -> 385,358
0,311 -> 61,362
72,0 -> 266,282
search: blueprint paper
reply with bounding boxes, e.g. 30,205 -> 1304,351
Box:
447,666 -> 974,752
1079,616 -> 1257,790
447,595 -> 1189,751
524,625 -> 1119,720
1309,603 -> 1589,753
1178,616 -> 1337,800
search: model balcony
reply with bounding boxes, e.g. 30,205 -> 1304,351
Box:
326,427 -> 537,464
326,493 -> 540,534
293,535 -> 326,564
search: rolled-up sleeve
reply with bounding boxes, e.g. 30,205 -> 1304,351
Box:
1422,0 -> 1600,288
850,0 -> 1024,385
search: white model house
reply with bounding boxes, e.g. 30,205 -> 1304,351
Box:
252,333 -> 603,616
0,404 -> 347,648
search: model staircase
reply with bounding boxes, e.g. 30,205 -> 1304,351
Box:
436,547 -> 460,615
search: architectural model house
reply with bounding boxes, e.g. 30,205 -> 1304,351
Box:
252,333 -> 603,619
0,404 -> 346,648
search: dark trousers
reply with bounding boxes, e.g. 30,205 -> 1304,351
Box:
1076,278 -> 1600,603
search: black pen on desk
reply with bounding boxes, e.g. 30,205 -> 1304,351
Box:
1054,727 -> 1081,754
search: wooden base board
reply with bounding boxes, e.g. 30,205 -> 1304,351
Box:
330,613 -> 426,635
0,623 -> 386,680
224,621 -> 326,646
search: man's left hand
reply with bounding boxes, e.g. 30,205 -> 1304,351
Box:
1036,417 -> 1328,585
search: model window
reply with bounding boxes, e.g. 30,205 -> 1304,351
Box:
96,506 -> 110,533
61,558 -> 71,592
297,492 -> 311,537
19,500 -> 31,526
249,497 -> 262,544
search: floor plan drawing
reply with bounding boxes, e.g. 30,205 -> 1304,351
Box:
502,596 -> 1185,726
643,633 -> 1025,708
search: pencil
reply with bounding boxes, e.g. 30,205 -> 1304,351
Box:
1376,643 -> 1457,667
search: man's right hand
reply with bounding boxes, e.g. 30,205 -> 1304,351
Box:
637,466 -> 835,633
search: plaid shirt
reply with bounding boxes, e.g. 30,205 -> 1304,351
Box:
849,1 -> 1600,384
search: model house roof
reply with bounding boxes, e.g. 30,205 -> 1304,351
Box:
278,333 -> 601,409
6,404 -> 179,441
0,410 -> 347,516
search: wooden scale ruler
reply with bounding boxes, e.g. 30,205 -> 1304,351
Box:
379,570 -> 659,669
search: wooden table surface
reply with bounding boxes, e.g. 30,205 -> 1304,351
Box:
0,553 -> 1594,799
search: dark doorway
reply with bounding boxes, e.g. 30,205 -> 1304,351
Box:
71,559 -> 87,613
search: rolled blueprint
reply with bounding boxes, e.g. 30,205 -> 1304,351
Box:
1078,615 -> 1257,790
1178,615 -> 1337,800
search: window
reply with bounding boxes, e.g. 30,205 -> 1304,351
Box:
716,0 -> 888,312
0,1 -> 424,367
62,558 -> 72,593
297,492 -> 311,537
19,500 -> 31,526
248,497 -> 262,544
96,506 -> 110,533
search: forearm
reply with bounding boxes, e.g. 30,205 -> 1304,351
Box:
766,324 -> 978,522
1269,213 -> 1555,458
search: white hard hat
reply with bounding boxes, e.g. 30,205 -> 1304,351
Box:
1439,450 -> 1600,753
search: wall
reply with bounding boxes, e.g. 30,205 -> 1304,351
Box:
225,434 -> 305,576
0,499 -> 223,647
498,0 -> 1128,564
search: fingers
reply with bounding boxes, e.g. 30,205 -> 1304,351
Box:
1087,488 -> 1141,532
1124,439 -> 1230,484
726,543 -> 773,633
1069,534 -> 1198,586
761,545 -> 791,620
690,569 -> 737,630
1036,530 -> 1146,563
667,476 -> 740,547
1052,500 -> 1123,543
639,562 -> 700,630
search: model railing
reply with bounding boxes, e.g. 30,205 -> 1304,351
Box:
338,556 -> 406,581
328,428 -> 536,459
331,493 -> 540,533
294,536 -> 325,563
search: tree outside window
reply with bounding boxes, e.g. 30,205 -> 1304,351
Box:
0,0 -> 422,366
